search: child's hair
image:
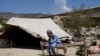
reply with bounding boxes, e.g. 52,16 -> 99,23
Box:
91,41 -> 97,46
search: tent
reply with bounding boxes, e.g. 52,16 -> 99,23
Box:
5,17 -> 72,40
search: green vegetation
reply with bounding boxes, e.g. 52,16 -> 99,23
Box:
63,7 -> 95,30
63,5 -> 96,37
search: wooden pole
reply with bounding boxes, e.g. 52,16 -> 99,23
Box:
84,38 -> 88,56
10,36 -> 12,48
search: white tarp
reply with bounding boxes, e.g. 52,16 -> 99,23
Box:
6,17 -> 72,40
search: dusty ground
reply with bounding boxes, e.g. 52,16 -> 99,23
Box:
0,47 -> 99,56
0,47 -> 77,56
0,40 -> 100,56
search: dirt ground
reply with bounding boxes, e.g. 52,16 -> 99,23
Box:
0,47 -> 100,56
0,47 -> 77,56
0,40 -> 100,56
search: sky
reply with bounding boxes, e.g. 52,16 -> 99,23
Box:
0,0 -> 100,14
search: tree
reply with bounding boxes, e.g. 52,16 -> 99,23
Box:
63,5 -> 95,37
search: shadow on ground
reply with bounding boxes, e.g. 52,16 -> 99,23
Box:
38,54 -> 64,56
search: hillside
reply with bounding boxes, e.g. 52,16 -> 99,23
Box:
0,12 -> 51,19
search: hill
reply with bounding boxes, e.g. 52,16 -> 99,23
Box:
0,12 -> 51,19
